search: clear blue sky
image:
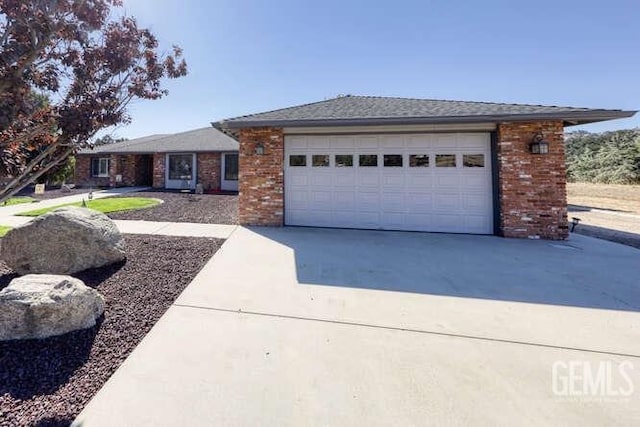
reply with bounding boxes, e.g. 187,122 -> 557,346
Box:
113,0 -> 640,139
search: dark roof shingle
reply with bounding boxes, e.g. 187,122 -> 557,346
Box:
79,127 -> 238,155
218,95 -> 635,128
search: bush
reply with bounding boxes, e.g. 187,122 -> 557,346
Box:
565,129 -> 640,184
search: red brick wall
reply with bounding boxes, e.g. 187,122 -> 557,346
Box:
73,154 -> 111,187
197,152 -> 221,191
238,127 -> 284,225
114,155 -> 136,186
152,153 -> 165,188
497,121 -> 568,240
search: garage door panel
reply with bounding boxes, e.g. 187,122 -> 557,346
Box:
334,172 -> 356,187
285,133 -> 493,234
357,191 -> 380,211
407,193 -> 433,213
288,174 -> 308,186
382,174 -> 404,188
357,174 -> 380,187
381,192 -> 404,212
310,174 -> 332,186
435,174 -> 461,188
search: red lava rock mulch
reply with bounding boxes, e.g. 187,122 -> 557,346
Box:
108,191 -> 238,224
0,234 -> 222,427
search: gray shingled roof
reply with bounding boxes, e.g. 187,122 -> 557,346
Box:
79,127 -> 238,155
218,95 -> 636,128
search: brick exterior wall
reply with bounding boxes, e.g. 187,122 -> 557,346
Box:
73,154 -> 111,187
231,123 -> 570,239
496,121 -> 568,240
114,154 -> 137,186
152,153 -> 165,188
238,127 -> 284,225
197,152 -> 221,191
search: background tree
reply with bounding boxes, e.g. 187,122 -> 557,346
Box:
566,129 -> 640,184
0,0 -> 187,203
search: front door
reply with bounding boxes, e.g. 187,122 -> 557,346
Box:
221,153 -> 238,192
165,153 -> 196,190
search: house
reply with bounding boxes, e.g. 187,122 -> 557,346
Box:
75,127 -> 239,192
216,95 -> 635,239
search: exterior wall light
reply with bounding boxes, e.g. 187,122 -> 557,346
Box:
255,142 -> 265,155
529,132 -> 549,154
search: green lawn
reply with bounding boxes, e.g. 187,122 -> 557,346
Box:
17,197 -> 161,217
0,225 -> 11,237
2,196 -> 36,206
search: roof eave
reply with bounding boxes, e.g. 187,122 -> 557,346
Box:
219,110 -> 637,129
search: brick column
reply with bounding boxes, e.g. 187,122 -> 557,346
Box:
152,153 -> 165,188
197,152 -> 221,191
238,127 -> 284,225
497,121 -> 568,239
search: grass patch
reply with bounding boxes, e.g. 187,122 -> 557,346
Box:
0,225 -> 12,237
16,197 -> 161,217
2,196 -> 36,206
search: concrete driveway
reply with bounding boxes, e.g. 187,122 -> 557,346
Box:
75,227 -> 640,426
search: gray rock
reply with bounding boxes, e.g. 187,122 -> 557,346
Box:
1,206 -> 126,275
0,274 -> 105,341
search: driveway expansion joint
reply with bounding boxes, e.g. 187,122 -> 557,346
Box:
172,303 -> 640,359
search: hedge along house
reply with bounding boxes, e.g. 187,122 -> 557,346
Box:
75,127 -> 239,192
217,95 -> 635,240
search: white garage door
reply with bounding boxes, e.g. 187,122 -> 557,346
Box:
284,133 -> 494,234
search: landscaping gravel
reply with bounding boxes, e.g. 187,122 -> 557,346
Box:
15,186 -> 90,201
108,191 -> 238,224
0,234 -> 222,427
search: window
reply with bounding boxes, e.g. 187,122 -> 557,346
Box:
383,154 -> 403,167
168,154 -> 193,180
463,154 -> 485,168
225,154 -> 239,180
335,154 -> 353,167
409,155 -> 429,167
91,158 -> 110,177
289,155 -> 306,166
359,154 -> 378,167
312,155 -> 330,167
435,154 -> 456,167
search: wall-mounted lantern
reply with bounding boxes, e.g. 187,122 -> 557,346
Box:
255,142 -> 265,156
529,132 -> 549,154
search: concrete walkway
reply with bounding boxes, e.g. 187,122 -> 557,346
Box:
0,188 -> 236,238
74,227 -> 640,426
0,186 -> 149,217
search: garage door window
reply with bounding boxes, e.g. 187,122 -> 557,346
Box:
463,154 -> 485,167
436,154 -> 456,167
312,155 -> 330,167
359,155 -> 378,167
383,155 -> 403,167
290,155 -> 306,166
409,155 -> 429,167
335,155 -> 353,167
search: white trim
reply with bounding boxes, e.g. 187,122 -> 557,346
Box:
221,152 -> 239,192
283,123 -> 497,135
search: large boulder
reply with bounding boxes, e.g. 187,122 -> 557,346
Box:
0,274 -> 105,341
1,206 -> 125,275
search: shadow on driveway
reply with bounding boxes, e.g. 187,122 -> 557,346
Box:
251,226 -> 640,312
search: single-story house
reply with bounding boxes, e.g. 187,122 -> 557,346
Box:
216,95 -> 635,240
75,127 -> 239,192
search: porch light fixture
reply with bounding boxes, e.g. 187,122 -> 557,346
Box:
529,132 -> 549,154
255,142 -> 265,156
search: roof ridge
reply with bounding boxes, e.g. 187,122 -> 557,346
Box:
220,96 -> 351,123
340,94 -> 592,111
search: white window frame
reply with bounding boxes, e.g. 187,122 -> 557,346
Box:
91,157 -> 110,177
